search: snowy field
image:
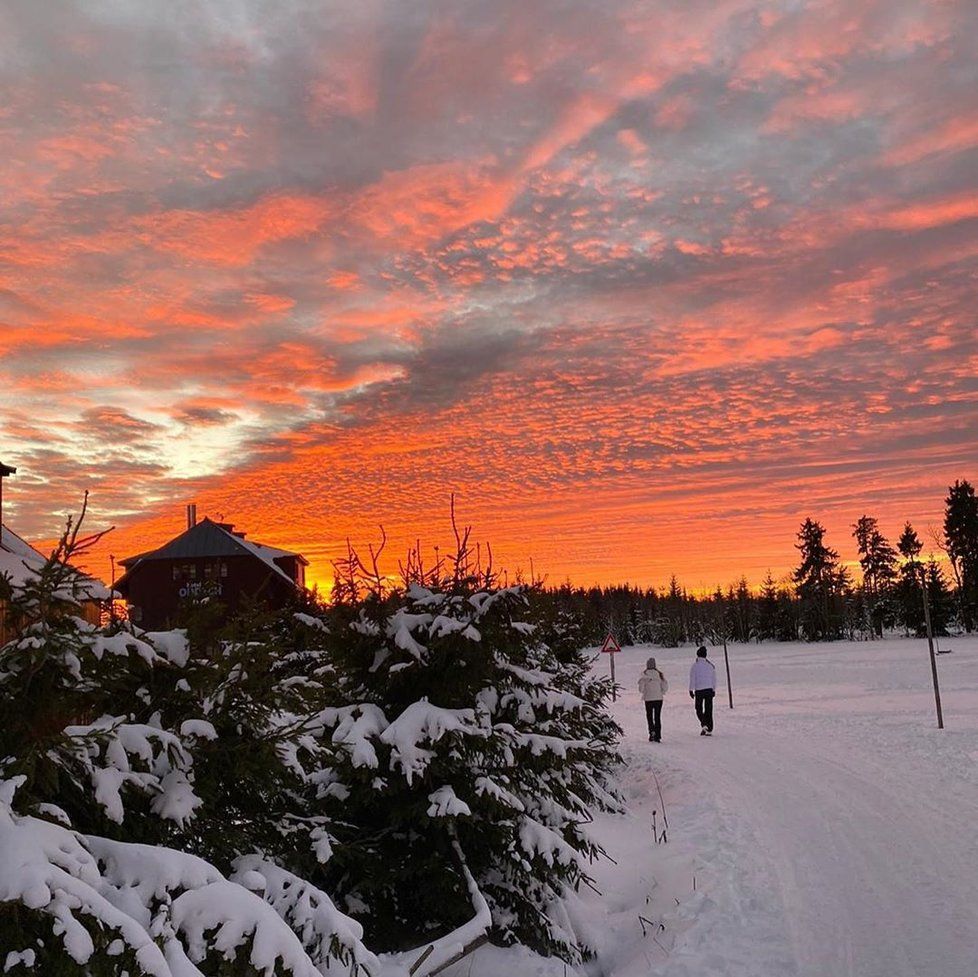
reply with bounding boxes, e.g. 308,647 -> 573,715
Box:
448,636 -> 978,977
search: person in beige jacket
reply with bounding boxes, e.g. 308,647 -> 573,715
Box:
638,657 -> 669,742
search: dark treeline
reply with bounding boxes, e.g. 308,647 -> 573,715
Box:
544,479 -> 978,646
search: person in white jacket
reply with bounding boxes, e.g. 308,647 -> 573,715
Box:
689,646 -> 716,735
638,657 -> 668,742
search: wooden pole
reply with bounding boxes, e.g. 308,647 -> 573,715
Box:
920,565 -> 944,729
720,601 -> 733,708
408,945 -> 435,976
427,934 -> 491,977
610,650 -> 617,701
722,632 -> 733,709
109,554 -> 117,625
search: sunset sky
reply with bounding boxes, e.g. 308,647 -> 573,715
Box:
2,0 -> 977,592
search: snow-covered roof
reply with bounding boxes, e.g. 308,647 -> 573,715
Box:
235,536 -> 307,583
1,524 -> 42,561
0,523 -> 112,600
227,533 -> 296,585
0,524 -> 45,589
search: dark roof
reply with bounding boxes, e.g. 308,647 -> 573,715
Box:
116,517 -> 305,591
0,462 -> 15,477
121,518 -> 257,564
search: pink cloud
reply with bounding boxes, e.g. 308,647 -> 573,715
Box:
134,193 -> 335,267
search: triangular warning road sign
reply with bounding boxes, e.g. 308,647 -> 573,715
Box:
600,633 -> 621,654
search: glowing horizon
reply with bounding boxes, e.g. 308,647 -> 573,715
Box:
2,0 -> 976,593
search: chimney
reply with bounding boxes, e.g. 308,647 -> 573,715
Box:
186,503 -> 198,530
0,461 -> 16,529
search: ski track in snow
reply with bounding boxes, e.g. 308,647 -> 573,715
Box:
450,637 -> 978,977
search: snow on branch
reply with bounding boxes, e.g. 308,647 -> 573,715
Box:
426,786 -> 471,818
230,856 -> 381,975
0,779 -> 174,976
316,704 -> 388,770
517,816 -> 583,870
59,719 -> 201,826
380,701 -> 485,785
0,778 -> 381,977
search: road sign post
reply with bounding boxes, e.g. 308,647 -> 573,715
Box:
601,633 -> 621,700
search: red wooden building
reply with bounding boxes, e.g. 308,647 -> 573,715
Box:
115,509 -> 309,630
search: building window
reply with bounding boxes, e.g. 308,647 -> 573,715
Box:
220,562 -> 228,578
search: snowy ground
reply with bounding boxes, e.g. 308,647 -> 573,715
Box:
446,636 -> 978,977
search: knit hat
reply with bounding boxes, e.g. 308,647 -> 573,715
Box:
696,646 -> 708,658
646,657 -> 657,670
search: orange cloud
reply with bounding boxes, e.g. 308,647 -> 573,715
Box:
135,193 -> 335,266
349,161 -> 518,250
2,0 -> 977,597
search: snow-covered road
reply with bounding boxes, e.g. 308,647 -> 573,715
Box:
607,638 -> 978,977
450,637 -> 978,977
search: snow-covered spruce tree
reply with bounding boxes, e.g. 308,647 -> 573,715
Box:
526,587 -> 601,665
0,506 -> 379,976
311,526 -> 622,967
144,601 -> 338,870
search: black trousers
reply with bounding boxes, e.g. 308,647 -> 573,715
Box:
644,699 -> 662,740
694,690 -> 715,732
